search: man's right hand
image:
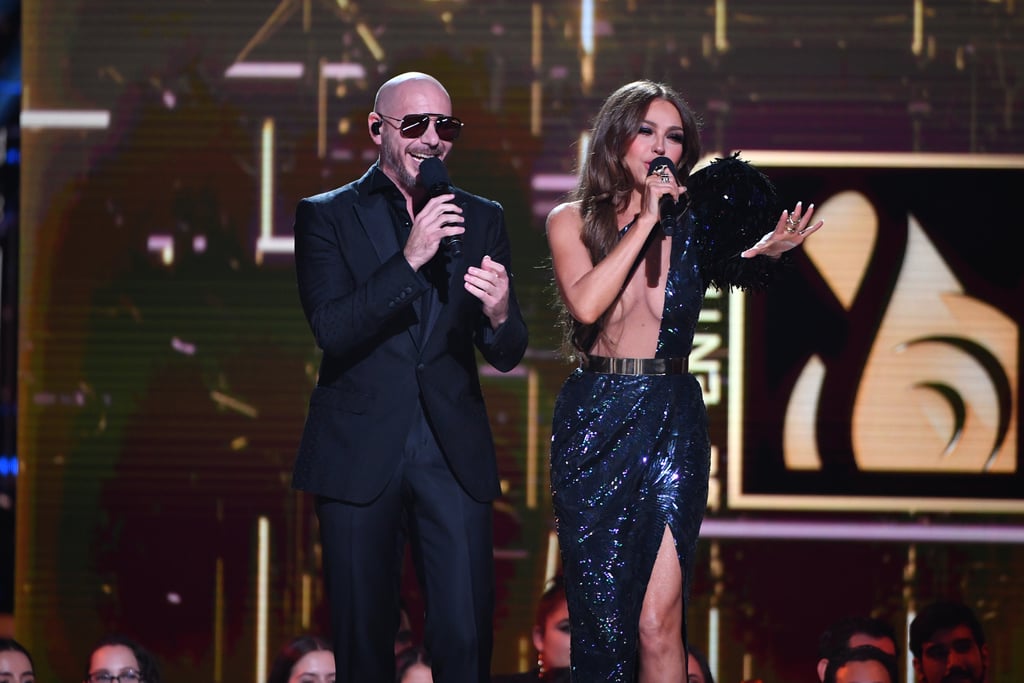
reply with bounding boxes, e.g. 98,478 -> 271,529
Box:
404,194 -> 465,271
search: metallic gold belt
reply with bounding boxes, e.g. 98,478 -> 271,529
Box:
583,355 -> 689,376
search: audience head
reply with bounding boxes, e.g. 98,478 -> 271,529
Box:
83,635 -> 160,683
686,644 -> 714,683
817,616 -> 898,681
532,574 -> 570,676
910,601 -> 988,683
0,638 -> 34,683
266,634 -> 334,683
395,645 -> 431,683
823,645 -> 898,683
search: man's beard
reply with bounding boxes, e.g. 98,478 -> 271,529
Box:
380,136 -> 439,194
936,666 -> 985,683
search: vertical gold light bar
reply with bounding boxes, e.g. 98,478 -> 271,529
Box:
531,3 -> 543,136
726,289 -> 745,503
301,572 -> 312,630
577,131 -> 591,175
911,0 -> 924,56
903,544 -> 917,683
526,368 -> 539,509
544,530 -> 560,585
715,0 -> 729,53
256,516 -> 270,683
709,540 -> 723,683
258,118 -> 275,265
580,0 -> 594,95
318,58 -> 327,159
708,605 -> 720,681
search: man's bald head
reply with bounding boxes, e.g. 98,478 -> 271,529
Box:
369,71 -> 455,195
374,72 -> 450,113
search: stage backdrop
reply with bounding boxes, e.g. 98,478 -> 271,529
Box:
18,1 -> 1024,682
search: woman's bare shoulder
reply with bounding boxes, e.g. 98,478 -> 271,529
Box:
546,200 -> 583,235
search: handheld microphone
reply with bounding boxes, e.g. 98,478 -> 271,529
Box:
419,156 -> 462,258
648,156 -> 679,236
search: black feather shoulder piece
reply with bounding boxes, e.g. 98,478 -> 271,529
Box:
686,152 -> 786,292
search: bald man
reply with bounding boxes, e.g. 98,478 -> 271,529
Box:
292,72 -> 528,682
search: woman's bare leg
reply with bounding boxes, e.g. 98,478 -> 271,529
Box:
637,525 -> 685,683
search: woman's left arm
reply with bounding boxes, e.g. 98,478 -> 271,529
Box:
740,201 -> 825,259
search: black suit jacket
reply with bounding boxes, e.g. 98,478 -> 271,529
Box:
292,164 -> 528,504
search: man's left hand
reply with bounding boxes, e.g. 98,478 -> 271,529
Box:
465,255 -> 510,329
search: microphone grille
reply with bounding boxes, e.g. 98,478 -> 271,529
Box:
419,156 -> 450,188
648,156 -> 678,180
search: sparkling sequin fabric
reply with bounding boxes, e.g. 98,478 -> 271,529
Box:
550,155 -> 778,682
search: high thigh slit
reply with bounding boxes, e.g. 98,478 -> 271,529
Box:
550,156 -> 781,682
551,366 -> 708,682
637,526 -> 687,682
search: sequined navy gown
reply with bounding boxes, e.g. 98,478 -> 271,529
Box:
550,156 -> 780,682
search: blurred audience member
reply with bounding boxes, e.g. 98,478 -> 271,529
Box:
0,638 -> 34,683
83,635 -> 161,683
396,645 -> 432,683
823,645 -> 898,683
492,575 -> 570,682
266,634 -> 334,683
817,615 -> 898,681
910,601 -> 988,683
687,644 -> 713,683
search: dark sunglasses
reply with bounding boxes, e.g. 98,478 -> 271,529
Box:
376,112 -> 463,141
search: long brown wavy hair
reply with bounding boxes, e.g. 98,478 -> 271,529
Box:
560,80 -> 702,357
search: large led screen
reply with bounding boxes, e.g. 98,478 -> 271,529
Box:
17,1 -> 1024,681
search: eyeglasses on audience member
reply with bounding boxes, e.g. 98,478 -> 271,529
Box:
86,669 -> 143,683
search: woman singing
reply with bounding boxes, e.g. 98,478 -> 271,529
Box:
546,80 -> 822,682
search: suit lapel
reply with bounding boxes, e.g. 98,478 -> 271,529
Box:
351,186 -> 425,351
353,198 -> 395,267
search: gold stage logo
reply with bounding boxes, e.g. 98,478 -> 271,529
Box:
723,152 -> 1023,513
785,190 -> 1018,474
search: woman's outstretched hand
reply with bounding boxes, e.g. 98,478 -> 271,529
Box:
740,201 -> 824,258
